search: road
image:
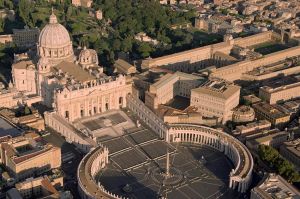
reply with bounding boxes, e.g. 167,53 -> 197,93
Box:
43,128 -> 84,199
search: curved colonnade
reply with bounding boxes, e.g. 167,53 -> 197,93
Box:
168,123 -> 253,193
77,123 -> 253,198
77,144 -> 123,199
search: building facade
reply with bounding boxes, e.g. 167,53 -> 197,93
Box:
191,78 -> 240,123
259,76 -> 300,104
251,173 -> 300,199
145,71 -> 205,110
0,134 -> 61,181
252,102 -> 290,128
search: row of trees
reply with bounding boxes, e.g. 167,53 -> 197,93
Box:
258,145 -> 300,183
9,0 -> 222,67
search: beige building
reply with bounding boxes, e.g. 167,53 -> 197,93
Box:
0,107 -> 45,131
232,105 -> 255,123
114,59 -> 137,75
0,133 -> 61,181
251,173 -> 300,199
72,0 -> 92,7
0,34 -> 13,44
280,138 -> 300,169
245,129 -> 288,151
145,71 -> 205,110
0,87 -> 23,109
252,102 -> 290,128
7,175 -> 64,199
234,120 -> 271,136
191,78 -> 240,123
259,75 -> 300,104
12,60 -> 37,95
53,75 -> 131,122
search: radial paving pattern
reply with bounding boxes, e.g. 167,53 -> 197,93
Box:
96,129 -> 240,199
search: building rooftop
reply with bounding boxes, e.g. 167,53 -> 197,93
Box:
261,75 -> 300,92
192,79 -> 240,99
0,116 -> 23,137
282,138 -> 300,157
53,61 -> 96,83
12,60 -> 35,70
252,173 -> 300,199
253,102 -> 290,119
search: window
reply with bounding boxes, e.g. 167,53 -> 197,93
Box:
65,111 -> 69,119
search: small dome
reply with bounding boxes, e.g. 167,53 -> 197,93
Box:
78,47 -> 98,67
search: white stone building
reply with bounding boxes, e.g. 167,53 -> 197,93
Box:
191,78 -> 240,123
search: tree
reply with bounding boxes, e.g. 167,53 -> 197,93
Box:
18,0 -> 35,27
121,37 -> 132,52
258,145 -> 300,183
137,42 -> 153,58
0,17 -> 4,33
24,106 -> 31,115
112,39 -> 121,51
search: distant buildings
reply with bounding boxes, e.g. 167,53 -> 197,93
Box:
280,138 -> 300,169
259,75 -> 300,104
0,107 -> 45,131
234,120 -> 271,136
252,102 -> 290,128
251,173 -> 300,199
72,0 -> 92,8
145,71 -> 205,110
114,59 -> 137,75
0,26 -> 39,48
245,129 -> 288,151
0,133 -> 61,181
191,78 -> 240,123
8,175 -> 64,199
135,32 -> 159,45
232,105 -> 255,123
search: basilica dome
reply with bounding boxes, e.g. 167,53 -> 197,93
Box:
37,11 -> 74,66
39,14 -> 71,48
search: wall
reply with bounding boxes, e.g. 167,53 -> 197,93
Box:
126,94 -> 169,140
44,111 -> 96,153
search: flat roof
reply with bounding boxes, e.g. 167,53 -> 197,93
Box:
0,117 -> 22,137
192,79 -> 240,99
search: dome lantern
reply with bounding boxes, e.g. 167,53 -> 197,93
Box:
49,8 -> 58,24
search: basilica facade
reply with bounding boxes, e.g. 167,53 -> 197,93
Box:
11,11 -> 132,122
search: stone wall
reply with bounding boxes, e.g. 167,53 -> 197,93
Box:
126,94 -> 169,140
44,111 -> 96,153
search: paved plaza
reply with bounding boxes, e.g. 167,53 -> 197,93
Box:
73,110 -> 136,140
97,129 -> 240,198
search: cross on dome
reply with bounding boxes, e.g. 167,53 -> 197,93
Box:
49,7 -> 58,24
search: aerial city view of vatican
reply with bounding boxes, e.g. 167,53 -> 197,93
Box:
0,0 -> 300,198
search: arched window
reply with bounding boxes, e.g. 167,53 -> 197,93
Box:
119,97 -> 123,107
